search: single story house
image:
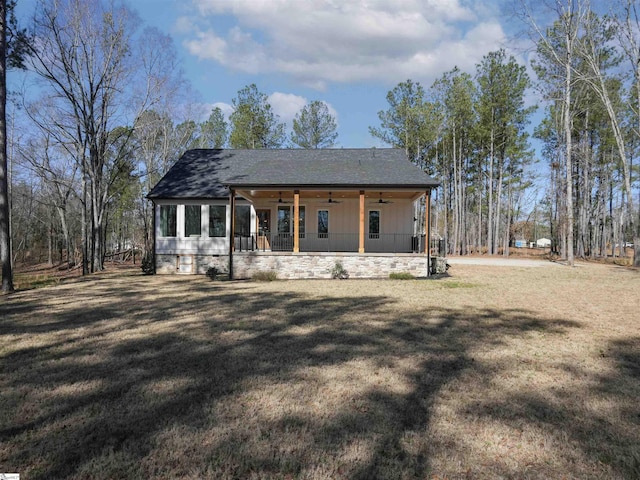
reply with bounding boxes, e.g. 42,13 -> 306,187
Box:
536,238 -> 551,248
147,148 -> 440,279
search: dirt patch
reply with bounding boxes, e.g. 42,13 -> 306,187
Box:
1,264 -> 638,479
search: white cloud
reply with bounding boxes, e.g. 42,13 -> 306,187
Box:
183,30 -> 227,64
212,102 -> 233,120
195,102 -> 234,122
267,93 -> 339,128
174,16 -> 195,35
268,92 -> 308,125
183,0 -> 507,88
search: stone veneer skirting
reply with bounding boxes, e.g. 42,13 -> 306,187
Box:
235,252 -> 433,279
156,252 -> 432,278
156,253 -> 228,275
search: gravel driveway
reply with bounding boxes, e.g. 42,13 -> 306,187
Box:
446,256 -> 562,267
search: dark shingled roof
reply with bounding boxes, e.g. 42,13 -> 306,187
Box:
147,148 -> 439,200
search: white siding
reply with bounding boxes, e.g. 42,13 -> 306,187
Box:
155,196 -> 420,256
154,199 -> 255,255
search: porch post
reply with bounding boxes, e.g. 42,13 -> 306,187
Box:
359,190 -> 365,253
293,190 -> 300,253
229,188 -> 235,280
151,200 -> 156,274
425,189 -> 431,268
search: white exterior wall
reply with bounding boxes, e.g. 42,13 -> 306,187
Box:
154,199 -> 255,255
252,198 -> 414,234
154,196 -> 423,274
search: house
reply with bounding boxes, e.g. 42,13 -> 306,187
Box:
147,148 -> 440,279
536,238 -> 551,248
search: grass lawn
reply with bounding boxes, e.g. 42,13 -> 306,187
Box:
0,262 -> 638,479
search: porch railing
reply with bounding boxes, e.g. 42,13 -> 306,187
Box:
235,233 -> 444,255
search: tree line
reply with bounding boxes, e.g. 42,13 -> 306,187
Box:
1,0 -> 340,292
2,0 -> 639,293
370,0 -> 639,267
370,53 -> 536,258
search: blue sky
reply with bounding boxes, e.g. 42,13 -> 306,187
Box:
15,0 -> 527,148
120,0 -> 519,147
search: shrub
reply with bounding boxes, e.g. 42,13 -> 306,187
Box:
389,272 -> 415,280
206,266 -> 220,280
331,261 -> 349,279
141,252 -> 154,275
251,270 -> 278,282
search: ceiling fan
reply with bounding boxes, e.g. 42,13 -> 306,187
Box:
369,192 -> 393,205
319,192 -> 342,204
269,192 -> 293,204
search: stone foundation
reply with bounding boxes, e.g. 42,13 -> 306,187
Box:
156,252 -> 443,279
233,252 -> 432,279
156,254 -> 228,275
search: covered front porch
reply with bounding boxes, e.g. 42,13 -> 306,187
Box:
227,188 -> 435,279
230,189 -> 432,252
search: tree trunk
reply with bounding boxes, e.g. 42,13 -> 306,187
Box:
0,0 -> 13,293
494,165 -> 503,255
504,182 -> 512,257
488,121 -> 494,254
55,205 -> 71,268
634,223 -> 640,267
452,129 -> 459,254
564,34 -> 575,266
81,172 -> 89,275
47,218 -> 53,265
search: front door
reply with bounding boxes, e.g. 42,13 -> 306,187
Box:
256,209 -> 271,250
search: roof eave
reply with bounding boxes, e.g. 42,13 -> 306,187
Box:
146,194 -> 232,201
224,183 -> 439,190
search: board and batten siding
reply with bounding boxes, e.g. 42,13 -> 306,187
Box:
153,197 -> 419,274
154,199 -> 250,255
154,198 -> 415,256
251,198 -> 414,235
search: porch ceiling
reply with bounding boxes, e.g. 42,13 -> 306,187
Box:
237,189 -> 423,202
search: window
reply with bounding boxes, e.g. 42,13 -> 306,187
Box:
185,205 -> 202,237
277,205 -> 305,236
278,206 -> 291,234
235,205 -> 251,236
369,210 -> 380,239
299,206 -> 306,238
209,205 -> 226,237
318,210 -> 329,238
160,205 -> 177,237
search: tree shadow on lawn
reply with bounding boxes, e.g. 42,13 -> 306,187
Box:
466,335 -> 640,479
1,279 -> 604,479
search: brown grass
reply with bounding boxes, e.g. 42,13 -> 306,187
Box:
1,263 -> 638,479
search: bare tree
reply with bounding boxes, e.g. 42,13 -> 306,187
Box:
611,0 -> 640,266
27,0 -> 185,272
0,0 -> 11,291
18,129 -> 78,268
578,10 -> 638,262
522,0 -> 590,266
1,0 -> 29,292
